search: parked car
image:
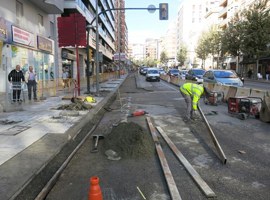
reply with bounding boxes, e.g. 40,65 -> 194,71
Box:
203,69 -> 244,87
145,68 -> 160,82
139,66 -> 148,75
179,70 -> 188,79
185,68 -> 206,83
158,68 -> 166,75
167,69 -> 180,77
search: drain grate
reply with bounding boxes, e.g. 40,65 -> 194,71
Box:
0,125 -> 30,136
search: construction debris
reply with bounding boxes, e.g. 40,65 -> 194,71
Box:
57,98 -> 92,110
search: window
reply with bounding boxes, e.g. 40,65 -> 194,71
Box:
50,21 -> 54,39
16,0 -> 23,24
38,14 -> 44,26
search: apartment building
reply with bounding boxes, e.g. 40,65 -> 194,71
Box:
145,38 -> 159,60
128,43 -> 145,61
114,0 -> 128,63
177,0 -> 206,68
163,20 -> 178,67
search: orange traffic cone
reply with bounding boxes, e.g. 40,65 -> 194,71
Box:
88,176 -> 103,200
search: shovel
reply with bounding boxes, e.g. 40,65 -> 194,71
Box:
91,135 -> 104,153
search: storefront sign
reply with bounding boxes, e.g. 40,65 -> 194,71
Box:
57,13 -> 86,47
113,53 -> 126,61
0,17 -> 8,41
37,36 -> 53,53
12,26 -> 35,47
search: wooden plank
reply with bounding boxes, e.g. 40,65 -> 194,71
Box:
156,126 -> 216,198
198,106 -> 227,164
146,117 -> 182,200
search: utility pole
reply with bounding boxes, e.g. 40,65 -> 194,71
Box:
95,0 -> 100,95
118,5 -> 121,78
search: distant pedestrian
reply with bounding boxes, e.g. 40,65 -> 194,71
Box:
266,70 -> 269,81
247,69 -> 252,79
62,70 -> 70,89
25,66 -> 38,101
8,65 -> 25,102
180,82 -> 210,122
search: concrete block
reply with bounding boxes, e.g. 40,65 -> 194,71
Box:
235,87 -> 251,98
224,86 -> 237,102
250,89 -> 266,99
260,96 -> 270,122
213,84 -> 223,92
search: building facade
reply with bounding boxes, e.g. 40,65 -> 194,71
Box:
0,0 -> 63,93
0,0 -> 124,97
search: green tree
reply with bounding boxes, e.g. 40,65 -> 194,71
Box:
177,44 -> 187,67
196,33 -> 210,69
240,0 -> 270,75
221,18 -> 244,72
207,25 -> 222,68
160,51 -> 168,66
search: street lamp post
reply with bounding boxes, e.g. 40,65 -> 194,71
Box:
95,0 -> 100,96
85,25 -> 93,94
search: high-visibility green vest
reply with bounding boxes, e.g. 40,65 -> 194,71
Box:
180,83 -> 204,110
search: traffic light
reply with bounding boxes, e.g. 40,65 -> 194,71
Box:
159,3 -> 168,20
89,48 -> 93,61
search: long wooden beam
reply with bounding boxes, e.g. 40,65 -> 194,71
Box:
156,126 -> 216,198
146,117 -> 182,200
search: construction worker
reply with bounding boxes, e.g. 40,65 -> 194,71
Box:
180,82 -> 209,121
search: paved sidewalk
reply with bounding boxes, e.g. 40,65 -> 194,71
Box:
0,76 -> 127,200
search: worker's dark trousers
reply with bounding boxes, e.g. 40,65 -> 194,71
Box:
27,80 -> 37,100
180,90 -> 193,119
12,82 -> 21,101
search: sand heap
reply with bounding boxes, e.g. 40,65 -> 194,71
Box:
103,122 -> 155,159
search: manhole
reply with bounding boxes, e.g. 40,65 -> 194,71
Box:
0,125 -> 31,136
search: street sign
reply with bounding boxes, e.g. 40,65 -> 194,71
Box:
148,5 -> 156,13
113,53 -> 126,61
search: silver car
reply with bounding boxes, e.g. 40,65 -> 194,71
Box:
203,69 -> 244,87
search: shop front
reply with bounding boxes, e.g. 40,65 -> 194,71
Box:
0,22 -> 55,97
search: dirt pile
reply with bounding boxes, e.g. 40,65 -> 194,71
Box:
103,122 -> 155,159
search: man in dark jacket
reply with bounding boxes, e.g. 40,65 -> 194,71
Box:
8,65 -> 25,102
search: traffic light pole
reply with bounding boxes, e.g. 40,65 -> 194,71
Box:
86,4 -> 168,94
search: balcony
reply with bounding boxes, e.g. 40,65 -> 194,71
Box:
219,7 -> 227,18
28,0 -> 64,14
64,0 -> 94,23
219,0 -> 227,7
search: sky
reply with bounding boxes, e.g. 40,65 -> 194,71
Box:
125,0 -> 182,44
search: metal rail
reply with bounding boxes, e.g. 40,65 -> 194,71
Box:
198,106 -> 227,164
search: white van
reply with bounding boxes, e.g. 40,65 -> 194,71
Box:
145,68 -> 160,82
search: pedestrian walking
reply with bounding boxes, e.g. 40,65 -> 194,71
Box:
247,69 -> 252,79
8,65 -> 25,102
180,82 -> 209,122
266,70 -> 269,81
25,66 -> 38,101
62,70 -> 70,89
